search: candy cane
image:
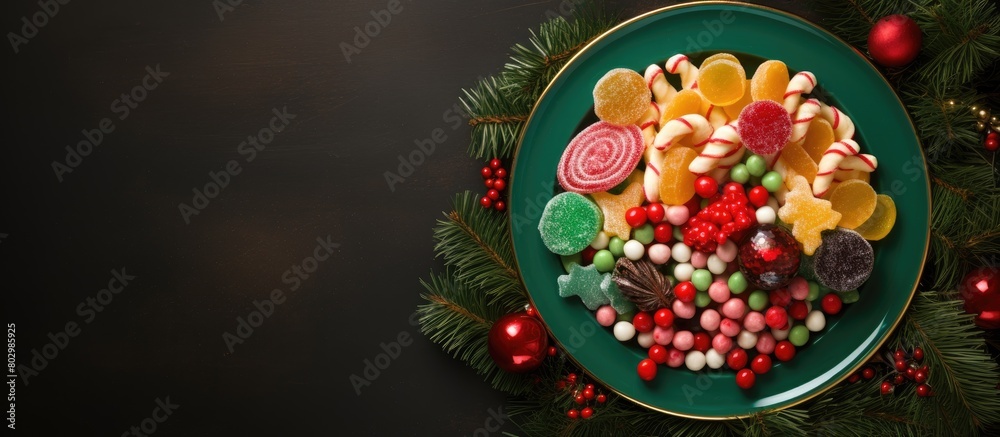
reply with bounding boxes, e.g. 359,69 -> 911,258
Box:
838,154 -> 878,173
666,54 -> 699,90
643,147 -> 665,203
638,102 -> 660,148
690,123 -> 741,174
653,114 -> 713,151
644,64 -> 677,106
789,99 -> 821,144
818,101 -> 856,140
783,71 -> 817,114
701,95 -> 730,128
813,139 -> 861,197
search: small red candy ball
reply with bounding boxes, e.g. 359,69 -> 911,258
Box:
646,203 -> 665,223
868,14 -> 922,68
788,301 -> 809,320
487,189 -> 500,200
862,367 -> 875,380
736,368 -> 756,389
774,340 -> 796,361
648,345 -> 668,364
481,166 -> 493,178
912,347 -> 924,362
694,176 -> 719,198
654,223 -> 673,243
581,246 -> 597,265
489,158 -> 502,170
986,132 -> 1000,152
654,308 -> 674,328
625,207 -> 648,228
751,354 -> 772,374
632,312 -> 654,333
493,179 -> 507,191
916,384 -> 931,397
674,281 -> 697,303
748,186 -> 769,208
485,178 -> 495,188
494,200 -> 507,212
581,407 -> 594,419
821,293 -> 843,315
765,306 -> 789,330
596,394 -> 607,403
637,358 -> 658,381
693,332 -> 711,353
495,168 -> 508,179
480,196 -> 493,208
727,348 -> 748,370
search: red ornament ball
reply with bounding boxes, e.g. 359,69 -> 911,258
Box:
487,312 -> 549,373
959,266 -> 1000,329
493,179 -> 507,192
868,14 -> 922,67
494,200 -> 506,212
916,383 -> 931,397
738,224 -> 801,290
566,409 -> 579,419
480,196 -> 493,208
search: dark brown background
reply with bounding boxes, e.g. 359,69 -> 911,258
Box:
2,1 -> 813,435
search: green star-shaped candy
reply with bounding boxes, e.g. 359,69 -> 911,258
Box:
558,264 -> 610,310
601,275 -> 636,315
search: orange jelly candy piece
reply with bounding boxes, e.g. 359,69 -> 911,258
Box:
594,68 -> 651,125
723,79 -> 753,120
779,142 -> 818,184
697,60 -> 746,106
801,118 -> 835,162
828,179 -> 877,229
591,182 -> 645,238
701,53 -> 740,68
777,175 -> 842,255
660,90 -> 703,126
854,194 -> 896,241
750,60 -> 789,103
658,146 -> 700,205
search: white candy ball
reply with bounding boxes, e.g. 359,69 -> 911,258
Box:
647,244 -> 672,265
672,242 -> 692,263
613,321 -> 636,342
771,326 -> 790,341
590,231 -> 610,250
673,263 -> 694,282
685,350 -> 707,371
736,330 -> 758,349
624,239 -> 645,261
707,254 -> 727,275
705,348 -> 725,369
637,331 -> 655,348
755,206 -> 776,225
806,310 -> 826,332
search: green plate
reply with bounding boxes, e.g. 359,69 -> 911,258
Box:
509,2 -> 929,419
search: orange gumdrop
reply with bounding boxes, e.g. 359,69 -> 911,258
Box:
750,60 -> 789,103
697,60 -> 746,106
658,146 -> 700,205
801,118 -> 835,163
723,79 -> 754,120
701,53 -> 740,68
854,194 -> 897,241
594,68 -> 651,125
780,142 -> 818,184
828,179 -> 878,229
660,90 -> 703,126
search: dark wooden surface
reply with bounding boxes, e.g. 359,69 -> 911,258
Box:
3,1 -> 813,435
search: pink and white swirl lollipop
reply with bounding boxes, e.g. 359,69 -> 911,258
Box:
666,54 -> 699,90
783,71 -> 817,114
557,121 -> 645,194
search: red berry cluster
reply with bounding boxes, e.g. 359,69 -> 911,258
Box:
849,346 -> 931,397
555,373 -> 607,420
682,181 -> 757,252
480,158 -> 508,211
986,131 -> 999,152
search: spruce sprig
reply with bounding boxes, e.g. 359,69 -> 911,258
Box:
911,0 -> 1000,86
461,75 -> 531,160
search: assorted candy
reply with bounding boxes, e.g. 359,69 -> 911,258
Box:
538,52 -> 898,390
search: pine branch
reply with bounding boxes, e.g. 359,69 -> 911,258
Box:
901,84 -> 980,161
433,191 -> 527,314
912,0 -> 1000,86
418,271 -> 534,395
461,75 -> 531,160
815,0 -> 912,47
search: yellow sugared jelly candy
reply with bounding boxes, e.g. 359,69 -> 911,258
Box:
701,53 -> 740,68
777,175 -> 842,255
723,80 -> 754,120
802,118 -> 835,163
697,60 -> 746,106
750,60 -> 789,103
594,68 -> 651,126
658,146 -> 700,205
780,142 -> 818,184
660,90 -> 703,126
854,194 -> 897,241
829,179 -> 877,229
591,182 -> 645,239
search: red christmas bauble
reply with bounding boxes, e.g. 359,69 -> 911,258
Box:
738,224 -> 801,290
959,267 -> 1000,329
868,14 -> 922,67
487,312 -> 549,372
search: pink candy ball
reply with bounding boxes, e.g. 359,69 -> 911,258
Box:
712,333 -> 733,354
672,330 -> 694,351
666,347 -> 686,368
720,318 -> 741,337
715,239 -> 738,263
744,311 -> 766,333
708,280 -> 731,303
653,325 -> 674,345
721,297 -> 747,319
596,305 -> 617,327
673,299 -> 697,319
665,205 -> 690,226
700,309 -> 721,331
691,251 -> 709,269
788,276 -> 809,301
756,331 -> 777,354
648,243 -> 672,265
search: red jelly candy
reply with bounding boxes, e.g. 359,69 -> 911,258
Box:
737,100 -> 792,155
557,121 -> 645,194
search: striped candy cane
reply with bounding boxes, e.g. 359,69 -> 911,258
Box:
653,114 -> 714,151
666,54 -> 699,90
690,123 -> 741,175
783,71 -> 817,114
813,139 -> 861,197
818,101 -> 856,140
789,98 -> 822,144
644,64 -> 677,106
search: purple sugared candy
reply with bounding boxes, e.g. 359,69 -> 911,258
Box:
813,228 -> 874,292
738,224 -> 801,290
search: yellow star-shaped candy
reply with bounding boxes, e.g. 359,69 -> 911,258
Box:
778,175 -> 842,256
591,182 -> 644,239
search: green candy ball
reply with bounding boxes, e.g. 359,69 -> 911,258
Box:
730,163 -> 750,184
633,223 -> 655,245
748,290 -> 769,311
593,250 -> 615,273
673,226 -> 685,242
807,281 -> 820,301
608,237 -> 625,258
761,171 -> 783,192
728,271 -> 748,294
691,269 -> 713,291
695,290 -> 711,308
746,155 -> 767,177
789,325 -> 810,346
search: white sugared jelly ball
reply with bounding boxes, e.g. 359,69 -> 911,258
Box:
755,206 -> 776,224
737,330 -> 758,349
590,231 -> 610,250
705,348 -> 725,369
673,263 -> 694,282
637,331 -> 655,348
672,242 -> 692,263
613,321 -> 636,342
